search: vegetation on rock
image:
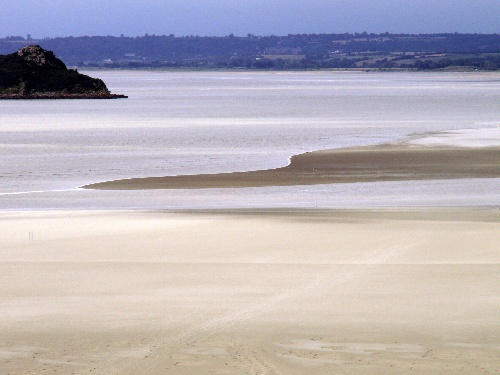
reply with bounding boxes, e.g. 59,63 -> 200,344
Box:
0,45 -> 127,98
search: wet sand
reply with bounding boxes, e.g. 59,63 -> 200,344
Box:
82,145 -> 500,190
1,209 -> 498,374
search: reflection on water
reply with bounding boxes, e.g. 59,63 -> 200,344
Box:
1,71 -> 499,209
1,179 -> 499,211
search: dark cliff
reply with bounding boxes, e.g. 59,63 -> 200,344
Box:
0,45 -> 127,99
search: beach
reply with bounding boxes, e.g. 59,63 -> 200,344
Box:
1,208 -> 499,374
1,71 -> 499,374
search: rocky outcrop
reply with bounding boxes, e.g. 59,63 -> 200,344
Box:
0,45 -> 127,99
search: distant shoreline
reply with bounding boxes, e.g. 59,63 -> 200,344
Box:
0,93 -> 128,99
3,33 -> 498,71
77,66 -> 486,73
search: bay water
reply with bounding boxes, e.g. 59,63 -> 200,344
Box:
1,71 -> 498,209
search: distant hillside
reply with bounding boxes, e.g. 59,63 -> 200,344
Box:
0,45 -> 127,99
1,33 -> 499,70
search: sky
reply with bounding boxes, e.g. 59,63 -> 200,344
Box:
2,0 -> 499,39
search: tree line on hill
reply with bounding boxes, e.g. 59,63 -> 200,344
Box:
1,33 -> 499,70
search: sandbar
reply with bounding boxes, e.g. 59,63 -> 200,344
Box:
82,145 -> 500,190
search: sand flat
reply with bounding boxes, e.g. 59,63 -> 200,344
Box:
1,209 -> 498,374
82,145 -> 500,190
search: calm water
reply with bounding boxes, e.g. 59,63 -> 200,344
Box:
1,71 -> 499,209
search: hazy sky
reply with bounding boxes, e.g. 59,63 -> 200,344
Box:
2,0 -> 499,38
